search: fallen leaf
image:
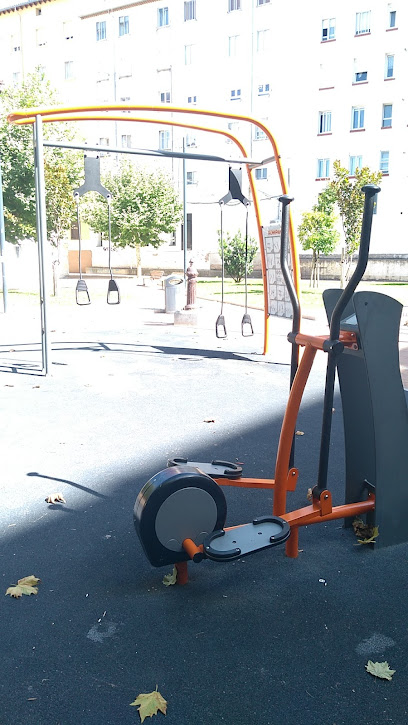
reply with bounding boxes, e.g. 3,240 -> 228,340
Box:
365,660 -> 395,681
45,493 -> 66,504
130,686 -> 167,722
307,488 -> 313,501
162,567 -> 177,587
295,431 -> 304,436
353,518 -> 379,544
203,418 -> 215,423
6,575 -> 41,598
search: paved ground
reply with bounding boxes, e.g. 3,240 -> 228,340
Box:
1,278 -> 408,725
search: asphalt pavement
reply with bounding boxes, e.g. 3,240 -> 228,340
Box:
1,278 -> 408,725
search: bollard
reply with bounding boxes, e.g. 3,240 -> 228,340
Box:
185,258 -> 198,310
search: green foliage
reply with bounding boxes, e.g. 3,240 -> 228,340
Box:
298,186 -> 339,287
83,159 -> 182,251
0,68 -> 81,245
329,159 -> 382,256
218,229 -> 257,283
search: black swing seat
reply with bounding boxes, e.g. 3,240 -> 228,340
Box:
203,516 -> 290,562
216,313 -> 227,338
241,312 -> 254,337
107,278 -> 120,305
76,279 -> 90,305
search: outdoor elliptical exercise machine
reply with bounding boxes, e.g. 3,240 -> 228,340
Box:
135,184 -> 408,584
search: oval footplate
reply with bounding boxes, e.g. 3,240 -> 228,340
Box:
203,516 -> 290,562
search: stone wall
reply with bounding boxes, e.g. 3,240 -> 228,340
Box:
300,254 -> 408,282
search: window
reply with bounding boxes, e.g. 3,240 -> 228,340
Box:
64,61 -> 74,80
322,18 -> 335,41
99,137 -> 109,147
257,29 -> 270,52
255,168 -> 268,180
351,107 -> 365,130
158,7 -> 169,27
185,134 -> 196,147
184,44 -> 193,64
317,158 -> 330,179
159,130 -> 170,150
187,95 -> 197,104
63,21 -> 73,40
160,91 -> 171,103
354,71 -> 367,83
184,1 -> 196,21
228,35 -> 239,56
254,127 -> 267,140
119,16 -> 129,36
186,171 -> 197,185
385,54 -> 394,78
389,10 -> 396,28
382,104 -> 392,128
257,0 -> 271,5
96,21 -> 106,41
12,72 -> 20,85
36,28 -> 46,47
228,0 -> 241,10
121,134 -> 131,148
230,88 -> 241,100
36,7 -> 41,15
318,111 -> 331,134
226,121 -> 239,142
258,83 -> 270,95
349,156 -> 362,175
380,151 -> 389,173
11,36 -> 21,52
355,11 -> 370,35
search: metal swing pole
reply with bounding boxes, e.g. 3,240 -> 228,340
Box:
33,115 -> 51,375
0,158 -> 8,313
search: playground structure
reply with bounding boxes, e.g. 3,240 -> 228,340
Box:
8,103 -> 300,373
135,185 -> 408,584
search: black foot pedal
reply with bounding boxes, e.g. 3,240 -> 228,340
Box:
203,516 -> 290,561
241,313 -> 254,337
107,278 -> 120,305
167,458 -> 242,480
216,314 -> 227,339
76,279 -> 90,305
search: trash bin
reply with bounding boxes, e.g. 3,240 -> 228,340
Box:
164,274 -> 185,313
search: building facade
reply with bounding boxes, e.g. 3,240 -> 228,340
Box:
0,0 -> 406,273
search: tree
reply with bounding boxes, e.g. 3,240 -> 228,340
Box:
218,229 -> 257,283
298,186 -> 339,288
83,159 -> 183,275
0,68 -> 82,293
330,160 -> 382,286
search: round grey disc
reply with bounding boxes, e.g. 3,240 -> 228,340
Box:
155,487 -> 218,552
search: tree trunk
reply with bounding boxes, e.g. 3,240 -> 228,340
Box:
135,244 -> 142,278
310,249 -> 319,288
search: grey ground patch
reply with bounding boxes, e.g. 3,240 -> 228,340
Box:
355,633 -> 395,655
87,621 -> 118,643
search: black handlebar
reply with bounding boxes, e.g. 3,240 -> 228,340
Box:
329,184 -> 380,340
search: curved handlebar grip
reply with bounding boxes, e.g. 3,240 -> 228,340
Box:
278,195 -> 300,336
329,184 -> 380,341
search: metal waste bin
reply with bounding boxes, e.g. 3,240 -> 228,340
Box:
164,274 -> 185,313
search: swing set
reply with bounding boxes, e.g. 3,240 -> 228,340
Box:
8,103 -> 299,372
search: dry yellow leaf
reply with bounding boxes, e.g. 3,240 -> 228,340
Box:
130,686 -> 167,722
295,431 -> 304,436
162,567 -> 177,587
6,575 -> 41,598
46,493 -> 66,504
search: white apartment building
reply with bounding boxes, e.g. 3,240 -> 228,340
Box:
0,0 -> 406,273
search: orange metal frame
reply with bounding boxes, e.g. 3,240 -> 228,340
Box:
172,330 -> 375,580
8,103 -> 301,355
